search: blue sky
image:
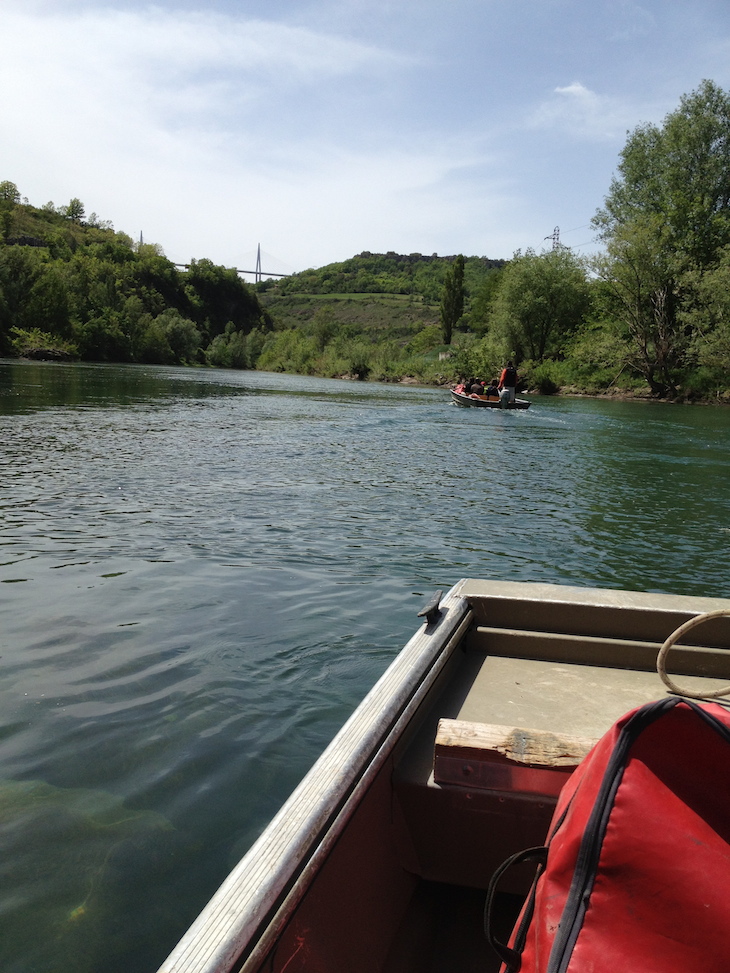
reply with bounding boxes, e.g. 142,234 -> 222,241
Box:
2,0 -> 730,276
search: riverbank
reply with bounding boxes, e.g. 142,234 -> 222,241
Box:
11,350 -> 730,404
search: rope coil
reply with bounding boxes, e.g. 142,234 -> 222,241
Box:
657,609 -> 730,699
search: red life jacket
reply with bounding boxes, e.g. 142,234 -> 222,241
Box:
487,697 -> 730,973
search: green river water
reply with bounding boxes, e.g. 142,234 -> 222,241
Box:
1,359 -> 729,972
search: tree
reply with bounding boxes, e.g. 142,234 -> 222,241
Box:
0,181 -> 20,203
592,80 -> 730,394
592,219 -> 684,395
594,81 -> 730,272
310,305 -> 338,351
468,267 -> 505,334
682,245 -> 730,385
184,258 -> 267,339
440,254 -> 464,344
490,248 -> 590,362
1,208 -> 13,242
64,198 -> 86,223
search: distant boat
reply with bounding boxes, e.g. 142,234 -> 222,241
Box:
156,579 -> 730,973
450,387 -> 531,409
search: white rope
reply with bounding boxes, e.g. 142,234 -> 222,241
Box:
657,609 -> 730,699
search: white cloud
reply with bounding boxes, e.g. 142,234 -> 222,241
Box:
4,1 -> 723,270
1,6 -> 407,131
0,3 -> 513,268
527,82 -> 634,142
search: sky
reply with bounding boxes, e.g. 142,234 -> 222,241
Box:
2,0 -> 730,278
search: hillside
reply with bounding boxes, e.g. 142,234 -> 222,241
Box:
1,177 -> 507,379
251,252 -> 507,382
0,183 -> 272,366
266,250 -> 505,301
259,291 -> 439,337
258,250 -> 504,346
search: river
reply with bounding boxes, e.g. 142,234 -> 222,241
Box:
1,359 -> 729,972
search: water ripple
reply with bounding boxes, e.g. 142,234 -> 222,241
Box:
1,362 -> 730,971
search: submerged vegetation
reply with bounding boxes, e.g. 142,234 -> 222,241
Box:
3,80 -> 730,401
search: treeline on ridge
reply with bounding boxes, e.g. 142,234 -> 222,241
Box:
263,250 -> 505,303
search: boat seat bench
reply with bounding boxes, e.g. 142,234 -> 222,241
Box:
391,604 -> 730,894
433,718 -> 595,794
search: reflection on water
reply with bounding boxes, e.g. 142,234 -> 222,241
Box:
1,360 -> 729,971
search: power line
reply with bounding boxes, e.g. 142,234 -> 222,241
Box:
542,224 -> 597,252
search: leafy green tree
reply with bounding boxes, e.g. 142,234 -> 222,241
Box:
683,246 -> 730,386
1,208 -> 13,242
440,254 -> 465,344
207,323 -> 250,368
0,181 -> 20,203
25,266 -> 72,337
310,305 -> 338,351
0,281 -> 9,354
592,81 -> 730,393
185,259 -> 265,340
257,328 -> 318,374
133,251 -> 185,317
591,218 -> 687,395
153,309 -> 201,363
0,247 -> 45,332
136,318 -> 173,364
74,311 -> 131,361
64,198 -> 86,223
490,248 -> 590,362
407,324 -> 442,353
468,267 -> 505,334
594,80 -> 730,272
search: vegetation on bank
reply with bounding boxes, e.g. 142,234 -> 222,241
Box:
2,80 -> 730,401
0,185 -> 272,367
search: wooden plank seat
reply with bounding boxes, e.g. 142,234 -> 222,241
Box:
434,719 -> 597,797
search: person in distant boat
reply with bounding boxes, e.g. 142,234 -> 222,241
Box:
498,361 -> 518,404
485,379 -> 499,398
470,380 -> 485,395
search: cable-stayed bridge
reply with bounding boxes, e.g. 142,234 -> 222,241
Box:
174,245 -> 295,283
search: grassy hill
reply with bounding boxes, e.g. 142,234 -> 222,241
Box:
254,251 -> 506,382
258,291 -> 440,336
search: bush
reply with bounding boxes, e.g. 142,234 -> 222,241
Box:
10,327 -> 78,360
257,329 -> 318,374
523,360 -> 562,394
73,313 -> 131,361
207,324 -> 250,368
135,309 -> 201,364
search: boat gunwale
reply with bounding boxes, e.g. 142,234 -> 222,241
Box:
449,389 -> 531,409
157,584 -> 472,973
158,579 -> 730,973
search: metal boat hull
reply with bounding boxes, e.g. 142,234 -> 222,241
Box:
158,581 -> 730,973
450,389 -> 531,409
